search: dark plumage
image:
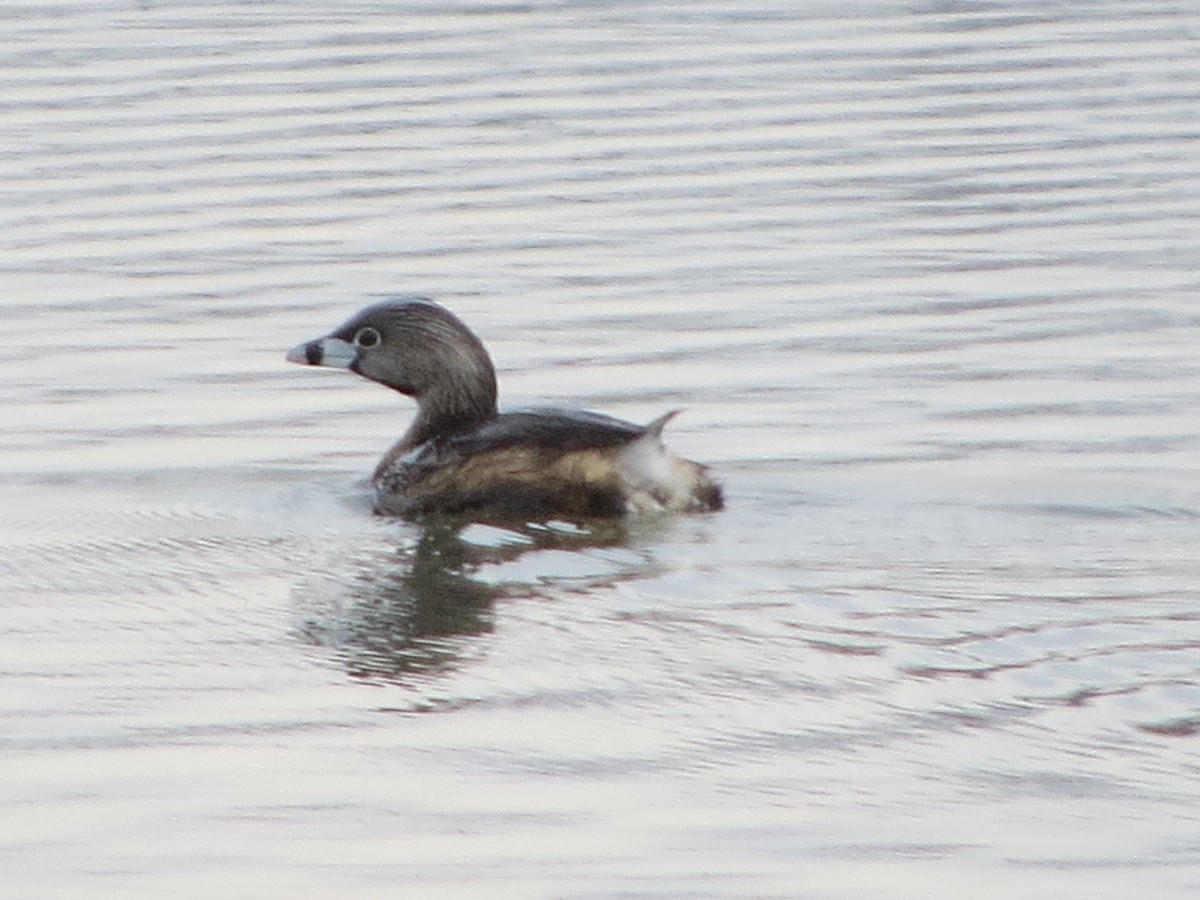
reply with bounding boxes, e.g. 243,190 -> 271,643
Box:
287,299 -> 723,521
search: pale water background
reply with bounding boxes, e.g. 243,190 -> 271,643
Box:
3,1 -> 1200,897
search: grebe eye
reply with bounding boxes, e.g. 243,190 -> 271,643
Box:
353,326 -> 381,349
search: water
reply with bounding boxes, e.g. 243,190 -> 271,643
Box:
3,1 -> 1200,896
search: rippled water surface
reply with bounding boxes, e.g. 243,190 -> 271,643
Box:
4,1 -> 1200,896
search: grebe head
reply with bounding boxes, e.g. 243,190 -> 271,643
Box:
287,298 -> 498,437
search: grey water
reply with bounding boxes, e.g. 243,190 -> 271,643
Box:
3,1 -> 1200,896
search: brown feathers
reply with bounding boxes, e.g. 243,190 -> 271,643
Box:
376,445 -> 628,520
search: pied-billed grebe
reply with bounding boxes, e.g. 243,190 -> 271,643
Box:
286,299 -> 723,521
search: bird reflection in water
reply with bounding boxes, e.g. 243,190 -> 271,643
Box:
296,517 -> 635,685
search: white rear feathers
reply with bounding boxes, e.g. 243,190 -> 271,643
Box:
615,411 -> 711,514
